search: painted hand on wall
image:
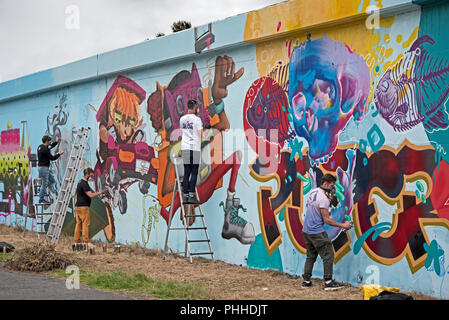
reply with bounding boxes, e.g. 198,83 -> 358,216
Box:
288,36 -> 370,166
212,55 -> 244,105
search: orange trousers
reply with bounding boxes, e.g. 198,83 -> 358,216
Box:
74,206 -> 90,243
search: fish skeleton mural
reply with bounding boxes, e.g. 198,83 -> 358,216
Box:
374,35 -> 449,133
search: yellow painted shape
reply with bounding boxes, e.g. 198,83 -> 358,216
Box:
384,53 -> 404,72
244,0 -> 373,42
360,285 -> 400,300
403,26 -> 420,49
385,47 -> 394,58
200,166 -> 209,180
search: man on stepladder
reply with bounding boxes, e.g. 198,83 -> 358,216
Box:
37,135 -> 64,204
301,173 -> 353,291
179,99 -> 209,205
74,168 -> 105,247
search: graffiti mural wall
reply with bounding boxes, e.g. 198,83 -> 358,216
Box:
1,0 -> 448,298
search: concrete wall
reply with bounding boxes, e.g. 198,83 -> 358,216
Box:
1,0 -> 449,298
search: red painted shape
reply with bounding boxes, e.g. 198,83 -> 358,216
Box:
431,160 -> 449,220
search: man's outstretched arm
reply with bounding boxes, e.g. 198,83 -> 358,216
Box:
321,208 -> 352,230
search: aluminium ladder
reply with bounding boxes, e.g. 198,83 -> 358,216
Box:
46,127 -> 90,245
162,157 -> 214,264
24,152 -> 56,238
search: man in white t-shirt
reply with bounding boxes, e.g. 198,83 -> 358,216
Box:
179,100 -> 203,204
301,173 -> 353,291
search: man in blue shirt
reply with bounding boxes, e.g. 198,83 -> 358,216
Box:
302,173 -> 352,291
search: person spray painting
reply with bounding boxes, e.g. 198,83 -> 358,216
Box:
37,135 -> 63,204
301,173 -> 353,291
74,168 -> 105,246
179,99 -> 210,204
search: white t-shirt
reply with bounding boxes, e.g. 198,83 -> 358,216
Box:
302,187 -> 330,234
180,113 -> 203,151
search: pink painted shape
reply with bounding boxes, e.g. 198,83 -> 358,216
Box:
288,40 -> 292,57
205,37 -> 212,50
0,145 -> 22,152
277,21 -> 282,32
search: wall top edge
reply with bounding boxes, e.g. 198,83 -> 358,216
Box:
0,0 -> 425,104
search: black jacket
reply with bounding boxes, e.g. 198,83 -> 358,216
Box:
37,142 -> 60,167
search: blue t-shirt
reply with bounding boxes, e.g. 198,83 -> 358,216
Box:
302,188 -> 330,234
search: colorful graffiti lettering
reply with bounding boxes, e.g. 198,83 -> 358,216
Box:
353,141 -> 449,272
0,122 -> 30,219
250,137 -> 449,269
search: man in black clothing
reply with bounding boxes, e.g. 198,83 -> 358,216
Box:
37,135 -> 64,204
74,168 -> 104,245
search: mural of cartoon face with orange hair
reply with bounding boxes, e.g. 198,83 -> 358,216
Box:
94,76 -> 157,242
96,77 -> 146,161
107,86 -> 143,143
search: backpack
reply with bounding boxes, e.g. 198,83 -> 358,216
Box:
370,291 -> 414,300
0,242 -> 15,253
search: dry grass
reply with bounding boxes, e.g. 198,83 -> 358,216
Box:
0,224 -> 439,300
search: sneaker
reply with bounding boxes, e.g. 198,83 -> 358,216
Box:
302,280 -> 312,288
183,195 -> 192,204
324,280 -> 345,291
38,199 -> 51,205
220,190 -> 255,245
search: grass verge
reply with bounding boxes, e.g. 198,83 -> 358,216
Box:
51,268 -> 211,300
0,253 -> 14,263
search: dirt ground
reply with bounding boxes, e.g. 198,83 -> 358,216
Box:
0,224 -> 439,300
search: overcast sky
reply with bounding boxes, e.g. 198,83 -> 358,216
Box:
0,0 -> 284,83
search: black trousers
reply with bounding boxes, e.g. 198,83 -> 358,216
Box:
182,149 -> 200,194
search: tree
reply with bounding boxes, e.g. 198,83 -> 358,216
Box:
171,20 -> 191,33
155,32 -> 165,38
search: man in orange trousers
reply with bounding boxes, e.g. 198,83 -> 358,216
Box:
74,168 -> 104,246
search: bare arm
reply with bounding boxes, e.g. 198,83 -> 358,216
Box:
321,208 -> 352,229
86,190 -> 104,199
